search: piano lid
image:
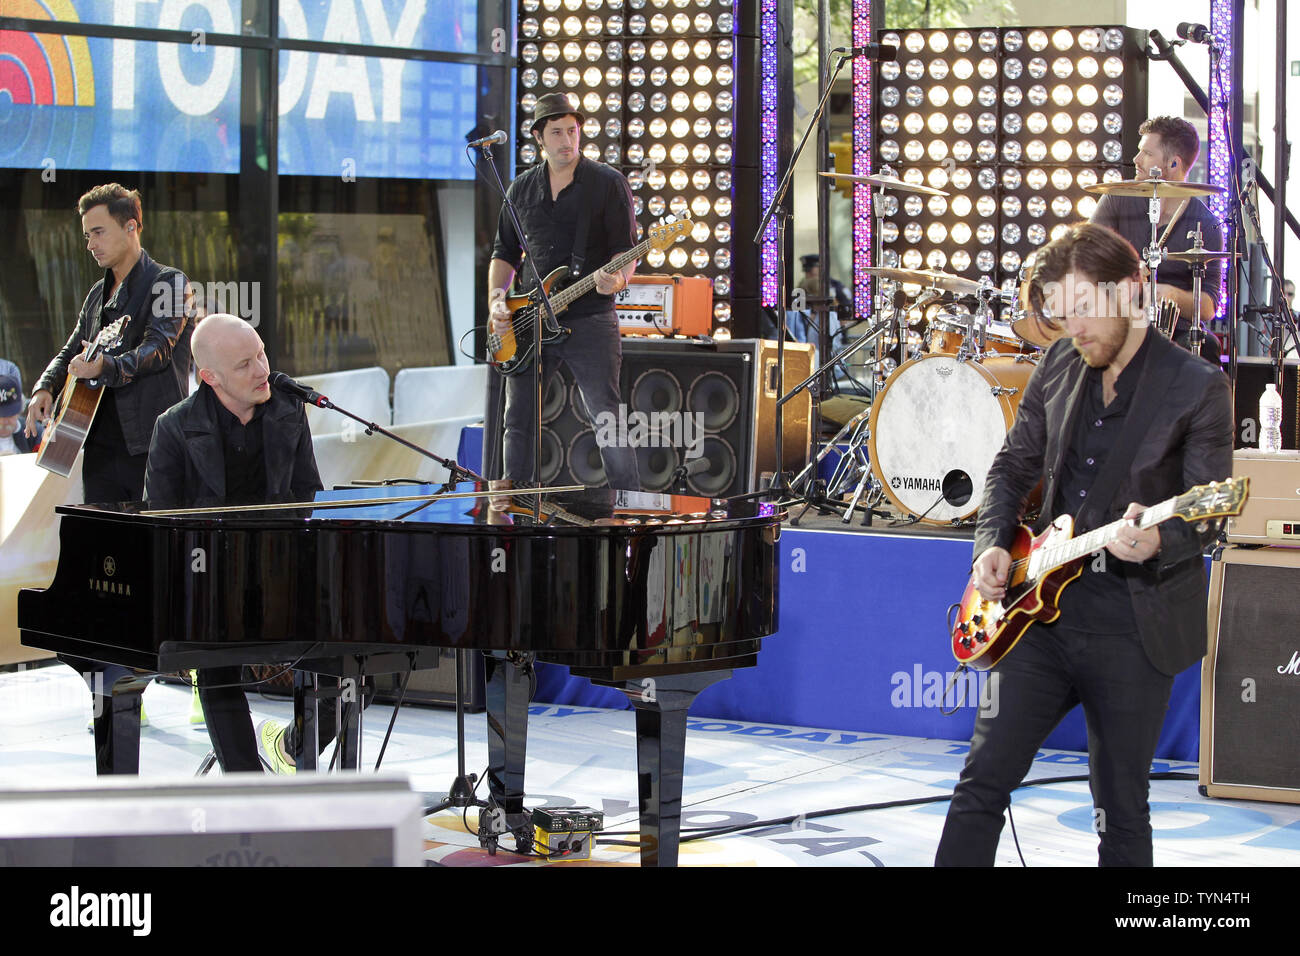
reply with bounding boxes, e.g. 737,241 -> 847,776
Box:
60,483 -> 780,534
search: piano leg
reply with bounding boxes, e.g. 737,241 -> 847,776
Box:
293,670 -> 320,772
77,662 -> 151,776
483,653 -> 533,850
615,671 -> 730,868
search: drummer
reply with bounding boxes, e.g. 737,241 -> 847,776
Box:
1089,115 -> 1223,341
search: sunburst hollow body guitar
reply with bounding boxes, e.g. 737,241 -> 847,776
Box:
951,477 -> 1249,670
35,315 -> 129,478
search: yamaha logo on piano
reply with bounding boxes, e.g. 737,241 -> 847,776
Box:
89,555 -> 131,596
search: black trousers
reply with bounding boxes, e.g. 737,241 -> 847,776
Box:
502,311 -> 639,491
198,668 -> 373,772
935,623 -> 1175,867
82,440 -> 148,503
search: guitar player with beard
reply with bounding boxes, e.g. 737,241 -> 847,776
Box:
487,91 -> 640,492
935,223 -> 1233,867
24,183 -> 193,503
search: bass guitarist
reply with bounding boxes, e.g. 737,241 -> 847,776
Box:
935,222 -> 1232,867
25,184 -> 193,503
488,91 -> 640,491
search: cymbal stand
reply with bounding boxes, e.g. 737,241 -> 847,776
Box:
1142,171 -> 1167,325
1187,223 -> 1208,355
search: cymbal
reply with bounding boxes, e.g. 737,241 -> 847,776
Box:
864,266 -> 983,295
1083,177 -> 1226,199
1164,249 -> 1240,264
819,172 -> 949,197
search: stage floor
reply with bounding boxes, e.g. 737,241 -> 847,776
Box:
1,664 -> 1295,867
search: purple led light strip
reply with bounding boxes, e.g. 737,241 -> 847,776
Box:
759,0 -> 779,308
1208,0 -> 1232,321
851,0 -> 873,313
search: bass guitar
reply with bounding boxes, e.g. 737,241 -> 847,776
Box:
36,315 -> 129,478
485,215 -> 691,376
950,476 -> 1249,670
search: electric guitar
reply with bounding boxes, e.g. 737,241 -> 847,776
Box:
484,215 -> 691,376
950,476 -> 1249,670
36,315 -> 130,478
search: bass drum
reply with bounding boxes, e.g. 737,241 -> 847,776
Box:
867,354 -> 1037,523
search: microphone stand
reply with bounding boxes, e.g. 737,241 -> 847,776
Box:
753,47 -> 855,500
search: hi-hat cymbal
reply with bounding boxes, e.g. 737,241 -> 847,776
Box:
819,172 -> 949,197
1083,177 -> 1226,199
864,266 -> 983,295
1164,249 -> 1240,264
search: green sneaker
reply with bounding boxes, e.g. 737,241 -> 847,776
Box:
257,720 -> 295,774
189,671 -> 205,726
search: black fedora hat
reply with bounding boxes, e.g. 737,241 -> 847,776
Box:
529,92 -> 585,134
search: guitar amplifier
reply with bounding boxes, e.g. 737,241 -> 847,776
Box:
1225,450 -> 1300,543
1200,545 -> 1300,804
615,274 -> 713,337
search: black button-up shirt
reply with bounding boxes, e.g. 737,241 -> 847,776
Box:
491,156 -> 637,319
214,392 -> 268,506
1050,330 -> 1153,633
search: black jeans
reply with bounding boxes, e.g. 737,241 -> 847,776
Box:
82,440 -> 148,504
502,311 -> 640,491
935,623 -> 1175,867
198,668 -> 373,772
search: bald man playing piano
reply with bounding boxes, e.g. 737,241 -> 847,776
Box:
144,313 -> 326,772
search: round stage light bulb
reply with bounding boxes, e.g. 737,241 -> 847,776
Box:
902,249 -> 924,270
1102,140 -> 1123,163
1002,168 -> 1022,190
927,250 -> 948,271
648,143 -> 667,164
561,67 -> 581,87
717,64 -> 734,85
928,86 -> 950,107
904,194 -> 923,217
978,85 -> 998,107
927,222 -> 948,244
928,195 -> 948,217
906,59 -> 925,80
582,143 -> 600,160
1001,251 -> 1022,274
692,64 -> 714,86
1051,168 -> 1072,190
521,92 -> 538,113
1103,83 -> 1123,107
880,140 -> 900,162
1026,29 -> 1048,52
977,168 -> 997,190
1104,112 -> 1123,135
1003,86 -> 1023,108
647,248 -> 666,268
690,196 -> 710,218
606,17 -> 624,35
712,248 -> 730,269
1104,28 -> 1124,51
978,30 -> 998,52
951,250 -> 972,271
628,40 -> 646,60
522,18 -> 540,38
629,66 -> 647,86
1002,195 -> 1023,218
952,168 -> 973,189
976,195 -> 996,218
647,168 -> 666,190
1026,168 -> 1048,190
714,141 -> 731,163
904,141 -> 925,162
713,275 -> 730,297
647,195 -> 665,216
903,168 -> 925,186
1002,141 -> 1022,162
604,144 -> 620,164
626,167 -> 644,189
1077,196 -> 1098,218
1052,111 -> 1073,134
904,31 -> 925,53
904,222 -> 923,244
1074,111 -> 1097,135
584,41 -> 602,62
582,117 -> 600,139
978,57 -> 998,79
976,223 -> 996,245
522,68 -> 539,88
1003,113 -> 1023,134
1103,55 -> 1124,79
1076,84 -> 1098,106
906,86 -> 925,107
975,250 -> 995,273
1001,221 -> 1022,243
695,90 -> 715,111
713,300 -> 731,323
713,196 -> 731,217
1026,140 -> 1048,162
650,91 -> 669,111
542,16 -> 561,36
1028,57 -> 1047,80
952,140 -> 973,162
1052,196 -> 1073,218
670,117 -> 690,138
1004,29 -> 1024,52
689,248 -> 709,269
928,31 -> 950,53
690,142 -> 709,162
694,13 -> 713,32
671,39 -> 691,60
649,13 -> 668,33
669,168 -> 688,190
951,222 -> 973,244
670,65 -> 689,86
881,61 -> 900,82
953,58 -> 975,81
1078,27 -> 1102,52
583,91 -> 601,113
928,113 -> 949,135
1076,169 -> 1098,189
628,118 -> 646,139
903,112 -> 924,135
1027,223 -> 1047,245
1027,196 -> 1047,218
669,143 -> 688,163
1052,56 -> 1073,79
1003,58 -> 1023,80
880,222 -> 899,244
671,12 -> 690,33
1025,111 -> 1047,134
1077,56 -> 1099,79
563,42 -> 582,62
717,38 -> 734,59
929,59 -> 950,80
1052,84 -> 1073,106
606,92 -> 623,113
714,221 -> 731,242
952,86 -> 972,108
542,41 -> 561,61
1027,84 -> 1048,106
521,43 -> 540,63
648,116 -> 667,137
520,144 -> 538,164
650,40 -> 670,60
692,117 -> 712,138
669,196 -> 688,218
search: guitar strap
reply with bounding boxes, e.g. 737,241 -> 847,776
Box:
567,164 -> 594,286
1072,333 -> 1179,533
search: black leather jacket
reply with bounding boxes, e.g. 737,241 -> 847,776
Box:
35,249 -> 194,456
144,382 -> 323,510
974,329 -> 1234,675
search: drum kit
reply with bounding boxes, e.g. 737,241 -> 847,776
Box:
805,172 -> 1233,527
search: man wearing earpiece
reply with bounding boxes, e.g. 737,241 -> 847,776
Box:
1089,116 -> 1223,358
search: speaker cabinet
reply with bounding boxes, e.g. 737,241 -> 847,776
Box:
537,338 -> 812,497
1200,545 -> 1300,803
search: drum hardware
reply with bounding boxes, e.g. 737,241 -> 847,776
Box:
1082,177 -> 1227,200
819,172 -> 950,198
1156,298 -> 1181,338
989,385 -> 1020,397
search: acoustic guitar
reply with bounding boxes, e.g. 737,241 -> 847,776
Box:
950,476 -> 1249,670
36,315 -> 129,478
485,215 -> 691,376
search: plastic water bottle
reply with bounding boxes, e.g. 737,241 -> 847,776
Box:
1259,383 -> 1283,453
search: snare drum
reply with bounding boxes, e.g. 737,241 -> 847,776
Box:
984,322 -> 1033,355
867,354 -> 1037,523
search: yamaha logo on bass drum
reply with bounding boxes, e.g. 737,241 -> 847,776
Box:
891,475 -> 943,492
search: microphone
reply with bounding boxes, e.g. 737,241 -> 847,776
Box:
833,44 -> 899,62
270,371 -> 328,408
467,129 -> 508,148
1176,22 -> 1214,45
671,456 -> 711,484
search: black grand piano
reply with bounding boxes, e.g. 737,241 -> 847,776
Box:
18,483 -> 782,866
